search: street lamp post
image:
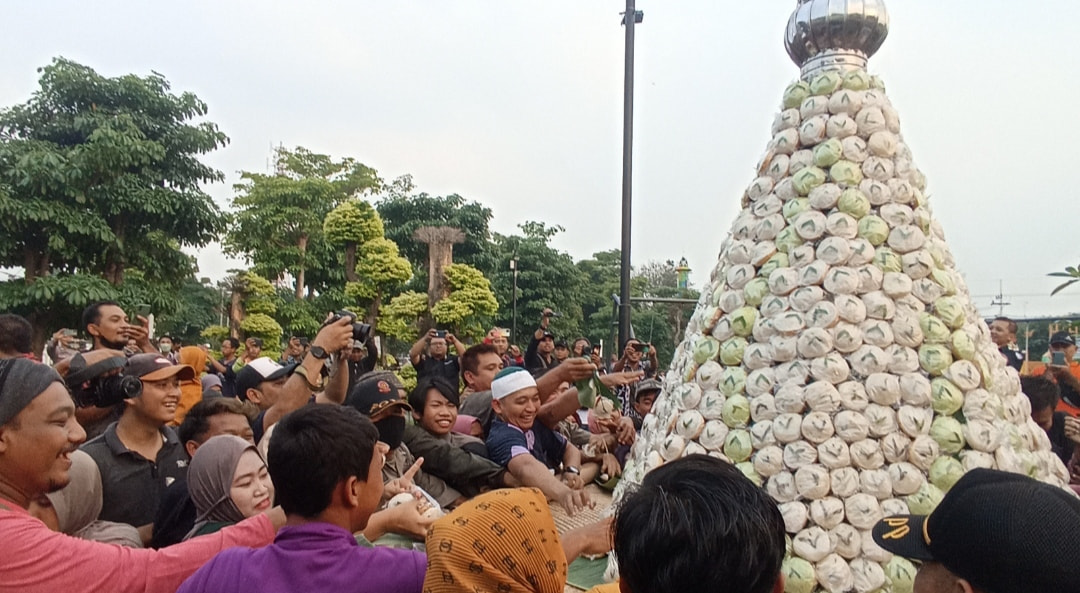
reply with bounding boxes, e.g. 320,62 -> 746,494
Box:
618,1 -> 643,352
510,258 -> 519,344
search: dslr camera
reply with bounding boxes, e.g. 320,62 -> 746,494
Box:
65,353 -> 143,408
326,310 -> 372,344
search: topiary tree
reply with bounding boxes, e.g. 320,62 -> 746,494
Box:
346,237 -> 413,325
431,263 -> 499,340
324,200 -> 385,282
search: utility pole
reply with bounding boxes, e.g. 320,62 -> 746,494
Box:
618,0 -> 643,351
990,279 -> 1010,317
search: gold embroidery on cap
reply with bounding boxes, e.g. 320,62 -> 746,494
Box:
881,517 -> 910,540
923,514 -> 932,546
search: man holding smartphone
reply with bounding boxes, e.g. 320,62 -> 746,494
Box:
611,339 -> 658,416
410,328 -> 465,384
1033,332 -> 1080,417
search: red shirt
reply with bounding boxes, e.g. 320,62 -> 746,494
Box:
0,497 -> 275,593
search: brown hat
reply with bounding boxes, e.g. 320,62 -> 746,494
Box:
125,353 -> 195,382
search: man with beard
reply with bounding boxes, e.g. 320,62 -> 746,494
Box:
76,301 -> 159,439
346,371 -> 464,510
0,358 -> 284,593
81,354 -> 195,541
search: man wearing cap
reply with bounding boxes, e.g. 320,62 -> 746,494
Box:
346,371 -> 464,510
0,358 -> 285,593
485,367 -> 591,515
80,353 -> 195,536
988,317 -> 1025,372
627,378 -> 661,431
872,468 -> 1080,593
235,318 -> 355,444
524,309 -> 559,375
1033,331 -> 1080,417
409,328 -> 465,384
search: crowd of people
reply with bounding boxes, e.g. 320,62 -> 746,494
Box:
1,306 -> 1080,593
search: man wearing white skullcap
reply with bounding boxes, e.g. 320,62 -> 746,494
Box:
485,367 -> 591,516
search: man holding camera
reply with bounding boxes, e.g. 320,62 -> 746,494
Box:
76,301 -> 162,439
1034,332 -> 1080,417
80,353 -> 196,539
611,338 -> 658,416
409,328 -> 465,384
524,309 -> 559,376
236,316 -> 355,444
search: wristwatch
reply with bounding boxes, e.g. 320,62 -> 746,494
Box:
309,345 -> 329,360
564,466 -> 580,475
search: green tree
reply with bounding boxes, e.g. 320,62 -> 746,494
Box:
488,222 -> 585,344
155,277 -> 223,344
345,237 -> 413,325
323,200 -> 384,282
0,58 -> 227,347
430,263 -> 499,340
226,147 -> 382,299
376,188 -> 496,289
379,291 -> 430,343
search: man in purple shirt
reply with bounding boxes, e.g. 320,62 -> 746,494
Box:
178,405 -> 426,593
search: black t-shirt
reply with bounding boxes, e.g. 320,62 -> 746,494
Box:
81,423 -> 188,527
151,476 -> 196,548
416,355 -> 461,384
999,346 -> 1025,372
1049,411 -> 1076,465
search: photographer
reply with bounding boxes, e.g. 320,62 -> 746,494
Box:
74,301 -> 160,439
611,338 -> 658,415
524,308 -> 559,375
236,315 -> 355,444
409,328 -> 465,384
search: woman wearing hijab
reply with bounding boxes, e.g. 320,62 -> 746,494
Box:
174,345 -> 209,426
424,487 -> 612,593
28,449 -> 143,547
186,435 -> 274,539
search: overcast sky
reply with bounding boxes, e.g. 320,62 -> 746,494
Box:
3,1 -> 1079,320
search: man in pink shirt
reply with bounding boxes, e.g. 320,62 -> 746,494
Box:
0,358 -> 283,593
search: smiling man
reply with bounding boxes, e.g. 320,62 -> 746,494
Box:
402,377 -> 511,497
81,354 -> 195,534
0,358 -> 283,593
485,366 -> 590,515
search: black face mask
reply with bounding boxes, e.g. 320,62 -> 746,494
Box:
374,415 -> 406,450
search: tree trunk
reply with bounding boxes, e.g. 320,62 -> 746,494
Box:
229,289 -> 245,337
345,242 -> 358,283
295,234 -> 308,300
367,288 -> 382,330
104,221 -> 125,285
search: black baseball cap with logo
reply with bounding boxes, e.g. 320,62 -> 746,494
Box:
345,371 -> 411,417
872,468 -> 1080,593
1050,331 -> 1076,347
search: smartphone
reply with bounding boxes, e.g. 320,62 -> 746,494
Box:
642,345 -> 650,354
435,330 -> 447,339
499,329 -> 510,338
1053,351 -> 1067,366
598,340 -> 604,360
134,303 -> 151,318
62,328 -> 77,337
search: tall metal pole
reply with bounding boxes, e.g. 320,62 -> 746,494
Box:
618,0 -> 640,352
511,259 -> 519,345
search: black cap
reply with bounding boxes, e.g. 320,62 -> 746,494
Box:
554,340 -> 568,349
872,468 -> 1080,593
540,330 -> 555,341
1050,331 -> 1076,347
345,371 -> 411,417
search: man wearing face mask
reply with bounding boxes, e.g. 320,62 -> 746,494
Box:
345,371 -> 464,510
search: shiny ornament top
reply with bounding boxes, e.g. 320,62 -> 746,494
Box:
785,0 -> 890,79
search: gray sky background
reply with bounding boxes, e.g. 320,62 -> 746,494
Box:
3,1 -> 1079,320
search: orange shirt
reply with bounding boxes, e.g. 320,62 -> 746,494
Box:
1032,362 -> 1080,417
